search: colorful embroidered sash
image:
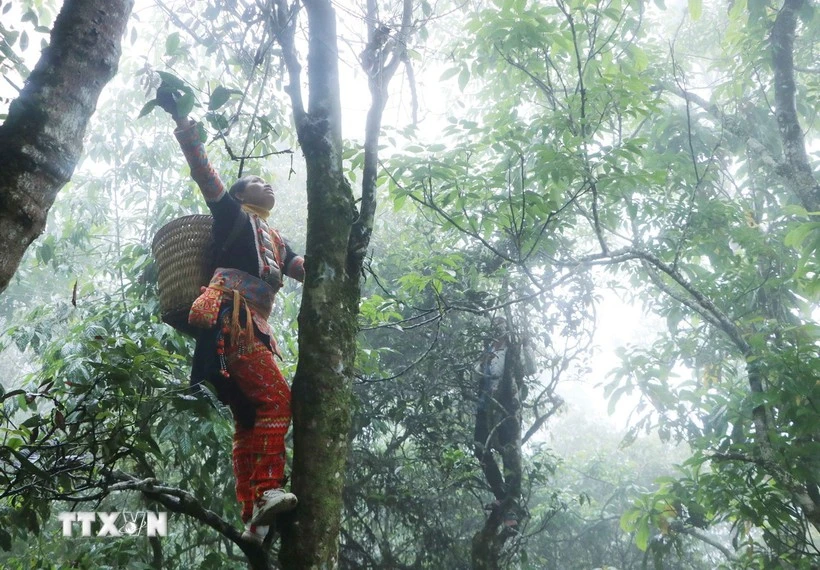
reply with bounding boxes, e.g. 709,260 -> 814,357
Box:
189,267 -> 277,340
249,214 -> 284,289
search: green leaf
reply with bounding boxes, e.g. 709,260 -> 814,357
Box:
620,507 -> 642,531
629,45 -> 648,72
688,0 -> 702,20
785,222 -> 820,248
177,91 -> 196,117
781,204 -> 809,217
137,99 -> 159,119
208,85 -> 233,111
607,385 -> 629,415
206,112 -> 229,130
4,30 -> 19,47
201,552 -> 225,569
21,415 -> 43,428
156,71 -> 186,91
21,9 -> 38,24
393,192 -> 407,211
39,241 -> 53,264
458,66 -> 470,92
196,121 -> 208,143
635,517 -> 650,550
440,67 -> 460,81
6,437 -> 24,451
165,31 -> 180,55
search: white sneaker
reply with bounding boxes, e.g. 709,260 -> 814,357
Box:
241,523 -> 269,545
249,489 -> 298,526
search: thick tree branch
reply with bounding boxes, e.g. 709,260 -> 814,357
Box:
772,0 -> 819,212
0,0 -> 134,295
669,521 -> 735,561
710,453 -> 820,528
278,1 -> 361,567
351,0 -> 414,265
522,398 -> 562,444
272,0 -> 306,128
109,473 -> 273,569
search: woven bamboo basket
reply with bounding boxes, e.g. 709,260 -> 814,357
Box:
151,214 -> 213,335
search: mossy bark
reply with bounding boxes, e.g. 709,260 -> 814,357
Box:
0,0 -> 134,294
772,0 -> 819,213
278,1 -> 359,567
471,337 -> 526,570
274,0 -> 412,564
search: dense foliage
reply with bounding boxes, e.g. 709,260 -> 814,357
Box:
1,0 -> 817,568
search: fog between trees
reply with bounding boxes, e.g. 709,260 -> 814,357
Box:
0,0 -> 818,568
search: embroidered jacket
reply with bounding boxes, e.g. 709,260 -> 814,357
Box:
174,120 -> 305,285
174,120 -> 304,412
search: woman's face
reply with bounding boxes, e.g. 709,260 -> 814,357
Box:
237,175 -> 276,209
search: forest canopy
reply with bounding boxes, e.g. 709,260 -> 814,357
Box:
0,0 -> 818,568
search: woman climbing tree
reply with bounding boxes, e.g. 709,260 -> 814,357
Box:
157,85 -> 305,546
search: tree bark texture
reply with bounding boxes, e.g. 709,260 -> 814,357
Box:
350,0 -> 412,261
772,0 -> 820,213
685,0 -> 820,534
768,0 -> 820,531
278,1 -> 358,568
274,0 -> 412,564
0,0 -> 134,294
472,335 -> 526,570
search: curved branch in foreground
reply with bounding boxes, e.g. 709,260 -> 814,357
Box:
669,521 -> 735,561
710,453 -> 820,529
109,473 -> 273,570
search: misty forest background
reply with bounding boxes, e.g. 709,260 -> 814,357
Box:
0,0 -> 818,568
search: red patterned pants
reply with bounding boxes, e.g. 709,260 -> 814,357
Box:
226,335 -> 292,523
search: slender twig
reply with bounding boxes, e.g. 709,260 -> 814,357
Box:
356,316 -> 443,384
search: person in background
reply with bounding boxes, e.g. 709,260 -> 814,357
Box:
158,86 -> 305,545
